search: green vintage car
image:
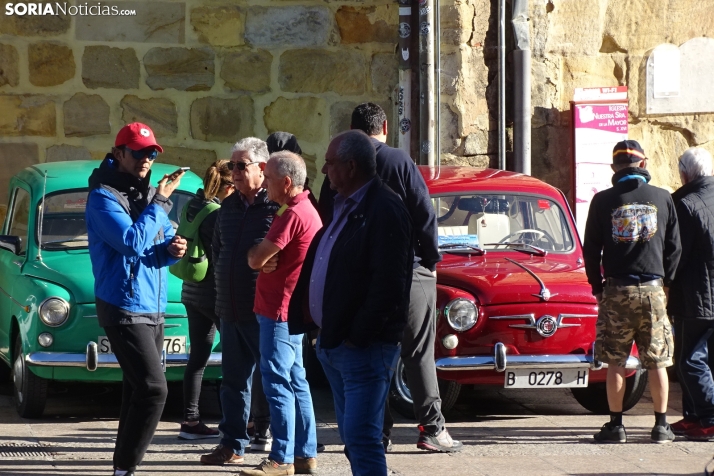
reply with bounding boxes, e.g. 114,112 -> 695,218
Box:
0,160 -> 222,418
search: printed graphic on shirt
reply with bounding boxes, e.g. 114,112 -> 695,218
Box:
611,203 -> 658,243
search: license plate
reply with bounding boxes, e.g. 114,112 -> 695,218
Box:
504,368 -> 589,388
97,336 -> 186,354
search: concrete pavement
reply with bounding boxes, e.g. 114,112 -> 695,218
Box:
0,380 -> 712,475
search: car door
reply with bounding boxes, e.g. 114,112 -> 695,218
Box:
0,184 -> 31,358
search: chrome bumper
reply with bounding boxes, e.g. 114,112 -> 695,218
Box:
435,342 -> 640,372
26,341 -> 222,372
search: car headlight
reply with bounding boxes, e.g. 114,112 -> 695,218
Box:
444,298 -> 478,331
39,297 -> 70,327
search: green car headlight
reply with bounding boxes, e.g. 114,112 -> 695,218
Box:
444,298 -> 478,332
39,297 -> 70,327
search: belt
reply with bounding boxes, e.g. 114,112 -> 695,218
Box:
606,277 -> 663,287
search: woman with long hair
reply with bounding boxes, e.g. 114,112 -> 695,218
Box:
178,160 -> 234,439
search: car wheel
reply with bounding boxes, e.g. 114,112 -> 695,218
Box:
389,356 -> 463,419
571,368 -> 648,414
12,334 -> 48,418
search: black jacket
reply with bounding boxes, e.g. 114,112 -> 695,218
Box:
583,167 -> 681,295
318,138 -> 440,271
289,177 -> 414,348
212,189 -> 279,322
181,189 -> 220,308
668,176 -> 714,319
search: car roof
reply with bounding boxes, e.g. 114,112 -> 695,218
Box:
14,160 -> 202,196
418,166 -> 564,200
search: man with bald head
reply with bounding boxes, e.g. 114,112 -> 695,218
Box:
244,151 -> 321,475
288,130 -> 413,476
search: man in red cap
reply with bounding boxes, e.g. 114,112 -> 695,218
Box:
86,123 -> 188,476
583,139 -> 681,444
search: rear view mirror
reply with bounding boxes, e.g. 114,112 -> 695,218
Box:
0,235 -> 21,254
457,197 -> 509,214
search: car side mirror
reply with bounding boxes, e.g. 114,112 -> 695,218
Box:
0,235 -> 22,254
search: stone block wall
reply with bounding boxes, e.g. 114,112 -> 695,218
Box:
1,0 -> 713,216
440,0 -> 714,198
0,0 -> 400,213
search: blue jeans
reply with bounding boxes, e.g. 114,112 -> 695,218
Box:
676,318 -> 714,426
316,335 -> 400,476
219,318 -> 270,455
258,315 -> 317,463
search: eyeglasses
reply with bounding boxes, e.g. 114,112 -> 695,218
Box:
124,147 -> 158,161
227,160 -> 259,171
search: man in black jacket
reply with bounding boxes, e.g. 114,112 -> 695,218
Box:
667,147 -> 714,441
583,140 -> 680,444
289,130 -> 413,476
318,103 -> 460,453
200,138 -> 279,465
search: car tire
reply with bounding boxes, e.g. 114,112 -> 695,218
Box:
12,334 -> 48,418
389,356 -> 463,419
571,368 -> 648,414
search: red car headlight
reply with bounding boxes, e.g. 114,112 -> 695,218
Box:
444,298 -> 478,332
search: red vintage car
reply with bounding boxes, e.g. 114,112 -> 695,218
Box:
388,166 -> 646,417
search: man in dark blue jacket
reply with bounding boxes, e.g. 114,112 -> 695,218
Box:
318,103 -> 461,453
86,122 -> 187,476
290,130 -> 413,476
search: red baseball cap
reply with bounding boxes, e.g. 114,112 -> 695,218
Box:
115,122 -> 163,153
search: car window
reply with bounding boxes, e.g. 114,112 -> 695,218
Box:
38,189 -> 195,250
8,188 -> 31,254
432,193 -> 575,252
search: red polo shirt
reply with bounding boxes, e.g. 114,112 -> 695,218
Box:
254,191 -> 322,322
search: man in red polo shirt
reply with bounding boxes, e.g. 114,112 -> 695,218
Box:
244,151 -> 322,476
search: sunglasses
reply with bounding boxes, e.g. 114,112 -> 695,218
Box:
124,147 -> 158,161
227,160 -> 259,171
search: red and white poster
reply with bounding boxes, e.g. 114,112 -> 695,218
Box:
571,87 -> 629,241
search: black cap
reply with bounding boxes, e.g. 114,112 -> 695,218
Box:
612,140 -> 647,164
266,132 -> 302,155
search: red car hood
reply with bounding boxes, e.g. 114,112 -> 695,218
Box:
437,253 -> 596,305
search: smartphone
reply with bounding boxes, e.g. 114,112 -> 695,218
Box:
179,167 -> 190,171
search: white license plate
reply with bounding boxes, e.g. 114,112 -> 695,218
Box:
504,368 -> 589,388
97,336 -> 186,354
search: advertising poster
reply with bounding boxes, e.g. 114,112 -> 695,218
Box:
572,87 -> 629,241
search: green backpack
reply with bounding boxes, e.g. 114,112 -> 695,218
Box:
169,202 -> 220,283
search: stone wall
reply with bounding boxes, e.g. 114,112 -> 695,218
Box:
1,0 -> 713,216
440,0 -> 714,199
0,0 -> 399,214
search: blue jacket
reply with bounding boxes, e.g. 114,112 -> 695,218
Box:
86,156 -> 179,327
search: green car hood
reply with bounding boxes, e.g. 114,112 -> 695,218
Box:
22,251 -> 183,305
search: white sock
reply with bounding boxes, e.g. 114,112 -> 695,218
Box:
114,470 -> 128,476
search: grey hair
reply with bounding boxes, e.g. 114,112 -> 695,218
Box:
230,137 -> 270,163
268,151 -> 307,190
679,147 -> 713,181
334,130 -> 376,176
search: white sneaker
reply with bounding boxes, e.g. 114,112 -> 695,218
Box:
250,431 -> 272,452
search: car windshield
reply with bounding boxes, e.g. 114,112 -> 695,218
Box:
432,193 -> 575,253
37,189 -> 194,250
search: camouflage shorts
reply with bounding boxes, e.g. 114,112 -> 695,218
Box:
595,284 -> 674,369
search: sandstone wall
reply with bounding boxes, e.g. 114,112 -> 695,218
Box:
1,0 -> 713,216
0,0 -> 399,213
441,0 -> 714,198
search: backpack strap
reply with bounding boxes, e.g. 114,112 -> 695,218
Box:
180,202 -> 220,240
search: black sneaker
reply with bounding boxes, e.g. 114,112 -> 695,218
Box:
316,442 -> 326,453
382,435 -> 393,453
250,430 -> 273,452
178,421 -> 220,440
651,423 -> 675,444
593,422 -> 626,443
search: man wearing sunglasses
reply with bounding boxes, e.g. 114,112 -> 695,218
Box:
86,122 -> 188,476
201,137 -> 279,466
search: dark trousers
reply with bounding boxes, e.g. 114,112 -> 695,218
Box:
675,318 -> 714,426
104,323 -> 168,472
384,266 -> 444,436
183,303 -> 219,422
219,318 -> 271,455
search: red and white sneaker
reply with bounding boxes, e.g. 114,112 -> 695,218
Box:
416,426 -> 463,453
670,418 -> 701,436
685,424 -> 714,441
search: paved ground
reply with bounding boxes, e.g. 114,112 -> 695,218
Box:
0,379 -> 712,475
